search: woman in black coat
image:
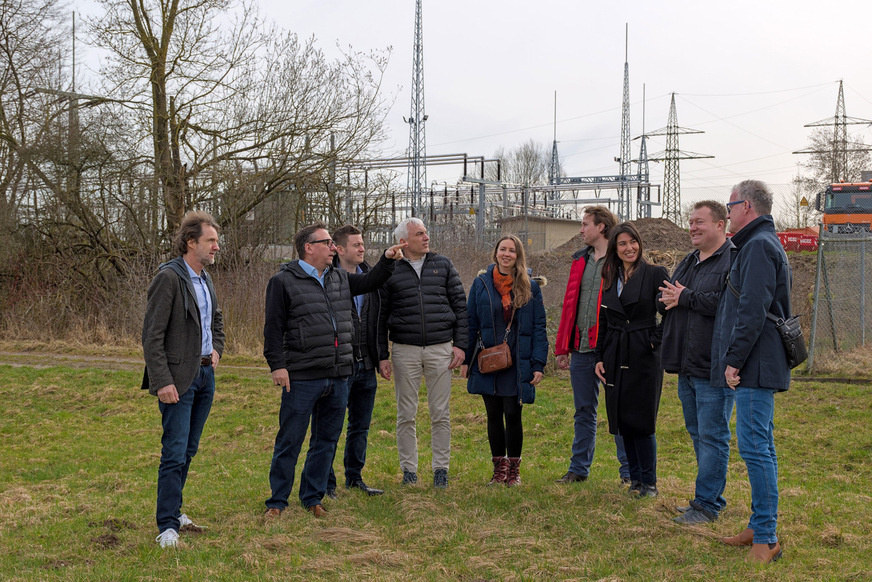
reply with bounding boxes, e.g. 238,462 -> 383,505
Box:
594,222 -> 668,498
461,235 -> 548,487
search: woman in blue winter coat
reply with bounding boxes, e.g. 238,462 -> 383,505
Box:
461,235 -> 549,487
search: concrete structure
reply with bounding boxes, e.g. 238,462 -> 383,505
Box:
498,216 -> 581,252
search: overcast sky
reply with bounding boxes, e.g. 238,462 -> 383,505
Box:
260,0 -> 872,205
77,0 -> 872,212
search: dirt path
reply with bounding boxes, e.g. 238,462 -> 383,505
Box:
0,351 -> 270,379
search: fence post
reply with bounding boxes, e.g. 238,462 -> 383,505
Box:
808,235 -> 824,372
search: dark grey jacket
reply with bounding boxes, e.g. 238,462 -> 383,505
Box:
658,239 -> 734,378
333,256 -> 382,370
141,256 -> 225,396
377,253 -> 468,359
263,253 -> 394,380
710,215 -> 792,391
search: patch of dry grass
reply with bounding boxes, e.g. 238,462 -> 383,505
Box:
0,364 -> 870,580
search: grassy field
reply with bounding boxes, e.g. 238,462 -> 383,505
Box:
1,362 -> 870,581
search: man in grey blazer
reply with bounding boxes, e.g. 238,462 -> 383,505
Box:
142,211 -> 225,549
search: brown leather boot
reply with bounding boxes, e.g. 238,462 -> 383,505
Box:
720,527 -> 754,546
488,456 -> 509,486
505,457 -> 522,487
747,541 -> 782,564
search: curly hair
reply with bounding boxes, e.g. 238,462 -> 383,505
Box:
173,211 -> 219,257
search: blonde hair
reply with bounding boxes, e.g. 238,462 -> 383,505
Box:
492,235 -> 532,307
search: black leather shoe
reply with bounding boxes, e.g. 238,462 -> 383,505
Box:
325,488 -> 338,500
347,479 -> 384,496
555,471 -> 588,483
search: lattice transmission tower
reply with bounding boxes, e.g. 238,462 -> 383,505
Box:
405,0 -> 427,217
646,93 -> 712,224
549,91 -> 560,188
793,80 -> 872,183
635,84 -> 651,218
617,26 -> 632,220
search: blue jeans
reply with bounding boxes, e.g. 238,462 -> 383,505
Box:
678,375 -> 735,516
735,387 -> 779,544
327,362 -> 378,489
266,376 -> 349,510
156,365 -> 215,533
569,352 -> 629,479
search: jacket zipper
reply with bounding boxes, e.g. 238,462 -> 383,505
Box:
418,257 -> 427,346
319,281 -> 340,368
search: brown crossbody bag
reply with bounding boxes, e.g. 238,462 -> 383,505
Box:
477,276 -> 515,374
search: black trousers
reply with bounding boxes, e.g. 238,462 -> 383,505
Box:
482,394 -> 523,457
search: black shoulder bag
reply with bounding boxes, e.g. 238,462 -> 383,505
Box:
726,274 -> 807,369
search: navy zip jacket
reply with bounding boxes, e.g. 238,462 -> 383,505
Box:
332,256 -> 382,369
658,239 -> 734,378
710,215 -> 792,391
464,265 -> 549,403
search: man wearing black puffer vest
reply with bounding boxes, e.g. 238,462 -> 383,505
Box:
377,218 -> 468,489
262,222 -> 406,520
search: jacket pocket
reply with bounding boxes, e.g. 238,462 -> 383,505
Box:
166,352 -> 181,365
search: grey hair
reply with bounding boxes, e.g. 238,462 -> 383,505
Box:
394,217 -> 426,242
732,180 -> 773,215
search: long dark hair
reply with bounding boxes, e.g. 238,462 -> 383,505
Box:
602,222 -> 646,290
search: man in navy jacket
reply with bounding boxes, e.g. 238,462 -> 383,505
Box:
711,180 -> 791,564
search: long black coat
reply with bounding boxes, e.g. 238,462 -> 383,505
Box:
595,262 -> 669,437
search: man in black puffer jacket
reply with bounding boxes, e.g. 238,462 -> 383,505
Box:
263,222 -> 405,518
377,218 -> 468,489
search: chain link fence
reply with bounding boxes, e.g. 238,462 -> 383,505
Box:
807,232 -> 872,371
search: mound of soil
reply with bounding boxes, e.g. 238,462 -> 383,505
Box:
556,218 -> 692,255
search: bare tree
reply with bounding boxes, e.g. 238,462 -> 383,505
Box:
0,0 -> 68,238
488,139 -> 551,186
88,0 -> 391,244
775,174 -> 819,231
800,127 -> 871,190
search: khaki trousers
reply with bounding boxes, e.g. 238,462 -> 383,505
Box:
391,341 -> 453,473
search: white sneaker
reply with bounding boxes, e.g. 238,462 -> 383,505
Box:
178,513 -> 204,532
155,528 -> 179,548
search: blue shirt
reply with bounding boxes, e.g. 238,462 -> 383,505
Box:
299,260 -> 329,287
184,261 -> 213,358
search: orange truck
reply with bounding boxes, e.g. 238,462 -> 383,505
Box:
816,181 -> 872,234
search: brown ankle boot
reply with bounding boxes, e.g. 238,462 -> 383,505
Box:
747,541 -> 782,564
720,527 -> 754,546
488,456 -> 509,486
505,457 -> 522,487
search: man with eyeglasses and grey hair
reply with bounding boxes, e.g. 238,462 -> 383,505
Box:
711,180 -> 791,564
263,221 -> 406,519
377,218 -> 468,489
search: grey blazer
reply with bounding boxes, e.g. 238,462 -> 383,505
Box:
141,256 -> 225,396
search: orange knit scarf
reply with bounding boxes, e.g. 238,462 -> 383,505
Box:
492,268 -> 514,323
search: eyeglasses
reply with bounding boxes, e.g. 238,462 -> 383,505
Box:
308,238 -> 335,247
726,200 -> 746,214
